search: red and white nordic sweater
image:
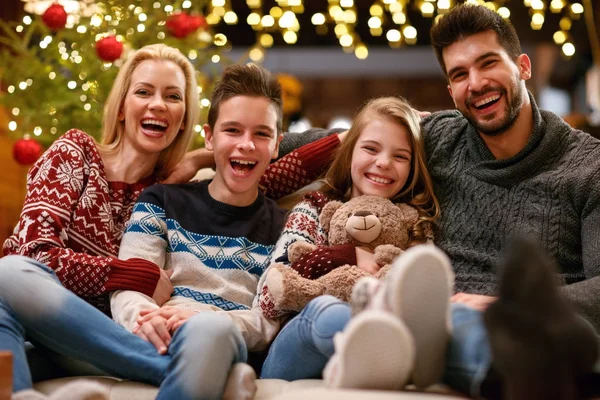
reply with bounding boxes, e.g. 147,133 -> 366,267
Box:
3,129 -> 340,310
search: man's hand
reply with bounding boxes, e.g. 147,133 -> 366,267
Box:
355,246 -> 380,275
133,315 -> 171,354
162,148 -> 215,184
138,306 -> 197,334
451,292 -> 498,311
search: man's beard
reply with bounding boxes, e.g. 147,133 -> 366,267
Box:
462,81 -> 524,137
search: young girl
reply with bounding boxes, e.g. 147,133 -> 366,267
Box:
259,96 -> 454,390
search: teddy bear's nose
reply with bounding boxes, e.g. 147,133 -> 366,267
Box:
353,211 -> 373,217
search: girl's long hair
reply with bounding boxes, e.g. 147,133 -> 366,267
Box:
323,96 -> 440,244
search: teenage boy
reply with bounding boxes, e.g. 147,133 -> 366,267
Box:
110,63 -> 292,400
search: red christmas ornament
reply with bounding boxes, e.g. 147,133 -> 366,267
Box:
166,12 -> 205,38
95,36 -> 123,62
42,3 -> 68,31
13,137 -> 43,166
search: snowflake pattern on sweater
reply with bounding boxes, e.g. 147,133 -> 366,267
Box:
3,130 -> 160,309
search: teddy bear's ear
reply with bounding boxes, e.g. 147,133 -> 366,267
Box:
320,201 -> 344,233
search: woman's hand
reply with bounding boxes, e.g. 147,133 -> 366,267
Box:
162,148 -> 215,184
451,292 -> 498,311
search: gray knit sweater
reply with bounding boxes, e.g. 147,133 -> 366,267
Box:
422,94 -> 600,329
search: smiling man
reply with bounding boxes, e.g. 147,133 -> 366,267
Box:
420,4 -> 600,399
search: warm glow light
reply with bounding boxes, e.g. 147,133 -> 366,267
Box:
438,0 -> 450,10
12,108 -> 20,116
9,121 -> 17,131
390,12 -> 405,24
224,11 -> 238,24
386,29 -> 401,42
339,34 -> 353,47
559,17 -> 572,30
370,4 -> 383,16
334,24 -> 348,37
420,2 -> 435,16
211,55 -> 221,63
570,3 -> 584,13
355,44 -> 368,59
368,17 -> 382,29
340,0 -> 354,6
214,33 -> 228,46
312,13 -> 326,25
553,30 -> 567,44
249,47 -> 264,62
498,7 -> 511,18
262,15 -> 275,27
562,42 -> 575,56
283,30 -> 298,44
403,26 -> 417,39
260,33 -> 274,47
247,13 -> 261,25
531,0 -> 544,10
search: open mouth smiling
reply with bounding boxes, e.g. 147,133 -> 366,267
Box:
230,158 -> 257,173
471,94 -> 501,111
141,118 -> 168,133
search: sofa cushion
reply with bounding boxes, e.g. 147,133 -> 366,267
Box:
34,377 -> 465,400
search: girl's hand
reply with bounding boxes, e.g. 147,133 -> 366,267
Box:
151,269 -> 174,306
133,315 -> 171,354
451,292 -> 498,311
355,246 -> 380,275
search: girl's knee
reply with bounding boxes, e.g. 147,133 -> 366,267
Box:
305,296 -> 351,338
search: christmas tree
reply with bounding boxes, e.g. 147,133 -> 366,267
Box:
0,0 -> 232,163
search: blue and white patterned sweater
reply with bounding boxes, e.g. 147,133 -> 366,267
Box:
111,180 -> 286,351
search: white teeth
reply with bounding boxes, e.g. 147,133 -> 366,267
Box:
368,175 -> 392,184
142,119 -> 167,127
474,94 -> 500,108
231,159 -> 256,165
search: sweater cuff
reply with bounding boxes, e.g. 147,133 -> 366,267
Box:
105,258 -> 161,297
294,133 -> 341,180
328,243 -> 358,266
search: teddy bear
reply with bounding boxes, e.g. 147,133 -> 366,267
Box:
260,195 -> 421,318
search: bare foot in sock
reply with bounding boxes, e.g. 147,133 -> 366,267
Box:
484,237 -> 599,400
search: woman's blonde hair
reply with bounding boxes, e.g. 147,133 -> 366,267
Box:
323,96 -> 440,244
99,43 -> 199,178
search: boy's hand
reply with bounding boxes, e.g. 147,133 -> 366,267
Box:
152,269 -> 174,306
451,292 -> 498,311
133,315 -> 171,354
138,306 -> 197,333
355,246 -> 380,275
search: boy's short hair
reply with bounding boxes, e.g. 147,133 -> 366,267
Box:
208,63 -> 283,134
430,4 -> 522,76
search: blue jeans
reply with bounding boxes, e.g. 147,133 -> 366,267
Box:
442,303 -> 492,398
261,295 -> 351,380
0,255 -> 247,399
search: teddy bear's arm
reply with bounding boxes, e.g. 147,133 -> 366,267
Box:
374,244 -> 404,266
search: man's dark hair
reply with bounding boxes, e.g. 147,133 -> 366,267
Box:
430,4 -> 522,76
